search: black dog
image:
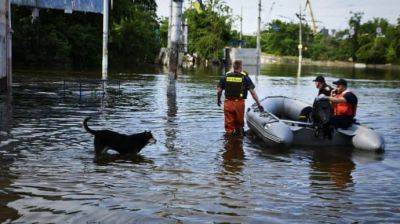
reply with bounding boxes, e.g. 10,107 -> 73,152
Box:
83,117 -> 156,155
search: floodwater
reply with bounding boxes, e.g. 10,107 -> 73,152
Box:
0,64 -> 399,223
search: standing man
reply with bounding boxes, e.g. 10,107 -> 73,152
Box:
217,60 -> 264,135
328,79 -> 358,129
313,75 -> 333,97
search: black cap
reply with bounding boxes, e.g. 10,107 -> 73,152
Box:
333,78 -> 347,86
313,76 -> 325,83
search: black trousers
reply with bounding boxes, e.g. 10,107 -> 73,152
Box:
329,116 -> 354,129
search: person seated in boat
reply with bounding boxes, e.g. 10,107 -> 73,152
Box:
313,75 -> 333,97
327,78 -> 358,129
299,76 -> 333,122
217,60 -> 264,135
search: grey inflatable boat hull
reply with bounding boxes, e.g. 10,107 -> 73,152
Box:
246,96 -> 385,152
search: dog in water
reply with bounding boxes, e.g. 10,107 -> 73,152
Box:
83,117 -> 156,155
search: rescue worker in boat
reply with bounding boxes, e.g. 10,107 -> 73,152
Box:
217,60 -> 264,135
327,78 -> 358,129
300,76 -> 334,122
313,75 -> 333,97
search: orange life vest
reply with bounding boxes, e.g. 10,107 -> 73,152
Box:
333,90 -> 357,117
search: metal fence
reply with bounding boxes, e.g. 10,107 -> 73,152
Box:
11,78 -> 123,101
61,79 -> 122,100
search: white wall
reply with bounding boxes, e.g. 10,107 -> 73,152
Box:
229,48 -> 258,66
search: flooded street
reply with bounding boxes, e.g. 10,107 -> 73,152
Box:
1,65 -> 400,223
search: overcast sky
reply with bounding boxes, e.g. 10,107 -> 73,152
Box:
156,0 -> 400,34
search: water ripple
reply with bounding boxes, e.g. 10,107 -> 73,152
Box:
0,68 -> 399,223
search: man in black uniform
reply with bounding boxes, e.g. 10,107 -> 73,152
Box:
313,75 -> 333,97
299,76 -> 333,122
308,76 -> 334,138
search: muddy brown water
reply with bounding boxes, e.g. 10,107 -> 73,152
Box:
0,64 -> 399,223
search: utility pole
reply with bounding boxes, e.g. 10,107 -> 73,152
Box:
297,2 -> 303,77
169,0 -> 183,78
256,0 -> 261,76
0,0 -> 11,92
240,6 -> 243,48
168,0 -> 172,48
183,18 -> 188,53
102,0 -> 109,81
0,0 -> 6,91
7,0 -> 11,91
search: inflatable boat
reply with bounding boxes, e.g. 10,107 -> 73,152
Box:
246,96 -> 385,152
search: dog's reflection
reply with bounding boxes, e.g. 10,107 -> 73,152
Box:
94,153 -> 154,166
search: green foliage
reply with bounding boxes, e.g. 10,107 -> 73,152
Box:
242,35 -> 257,48
184,0 -> 233,61
12,8 -> 98,68
109,0 -> 160,65
308,34 -> 332,60
385,18 -> 400,64
260,14 -> 400,64
12,2 -> 400,67
159,17 -> 169,48
261,20 -> 313,57
348,12 -> 363,61
12,0 -> 160,69
229,29 -> 256,48
356,38 -> 386,63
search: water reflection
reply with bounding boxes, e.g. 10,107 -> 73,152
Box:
166,75 -> 177,119
221,136 -> 245,175
94,153 -> 154,166
0,151 -> 21,223
308,148 -> 356,220
309,148 -> 355,189
0,94 -> 20,224
165,74 -> 178,151
0,66 -> 399,223
99,82 -> 108,114
261,63 -> 400,80
0,92 -> 13,136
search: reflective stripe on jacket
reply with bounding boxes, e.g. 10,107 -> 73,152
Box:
225,72 -> 245,98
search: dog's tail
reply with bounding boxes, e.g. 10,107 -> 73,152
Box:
83,117 -> 97,135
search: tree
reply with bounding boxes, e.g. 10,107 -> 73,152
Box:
109,0 -> 160,65
385,18 -> 400,64
261,19 -> 313,57
229,30 -> 257,48
356,37 -> 387,63
11,0 -> 160,68
348,12 -> 363,61
159,17 -> 169,48
184,0 -> 233,61
258,14 -> 400,65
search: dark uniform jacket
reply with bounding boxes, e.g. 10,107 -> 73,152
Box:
318,83 -> 333,97
218,72 -> 255,99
